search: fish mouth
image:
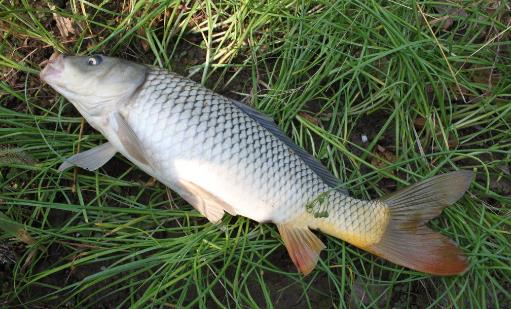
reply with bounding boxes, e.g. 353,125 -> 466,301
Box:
40,52 -> 65,83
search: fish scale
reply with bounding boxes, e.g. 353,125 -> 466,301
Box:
125,69 -> 355,225
42,54 -> 472,275
123,69 -> 389,247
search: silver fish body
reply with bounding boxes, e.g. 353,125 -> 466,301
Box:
41,54 -> 472,276
120,69 -> 366,226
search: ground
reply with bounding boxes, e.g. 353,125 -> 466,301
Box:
0,1 -> 510,308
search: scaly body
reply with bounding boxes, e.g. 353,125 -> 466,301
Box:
40,54 -> 472,276
117,68 -> 388,247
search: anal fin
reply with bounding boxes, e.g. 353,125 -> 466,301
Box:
277,224 -> 325,276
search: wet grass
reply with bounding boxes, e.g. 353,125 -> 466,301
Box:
1,0 -> 510,308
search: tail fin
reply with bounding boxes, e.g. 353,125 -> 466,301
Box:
368,170 -> 472,276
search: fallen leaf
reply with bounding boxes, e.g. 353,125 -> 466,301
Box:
54,13 -> 75,39
414,116 -> 426,129
371,145 -> 397,169
432,2 -> 468,30
485,0 -> 503,15
48,4 -> 75,39
299,112 -> 322,126
145,177 -> 157,187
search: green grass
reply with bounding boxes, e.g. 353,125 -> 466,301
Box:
1,0 -> 510,308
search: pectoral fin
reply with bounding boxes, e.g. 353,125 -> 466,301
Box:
58,142 -> 117,172
277,224 -> 325,276
178,180 -> 237,223
112,112 -> 149,165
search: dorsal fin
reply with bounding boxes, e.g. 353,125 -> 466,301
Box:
232,100 -> 348,195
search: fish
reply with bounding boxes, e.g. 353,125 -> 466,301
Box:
40,53 -> 472,276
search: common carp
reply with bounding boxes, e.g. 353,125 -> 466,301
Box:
40,53 -> 472,276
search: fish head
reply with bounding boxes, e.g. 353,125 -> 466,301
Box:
40,53 -> 147,115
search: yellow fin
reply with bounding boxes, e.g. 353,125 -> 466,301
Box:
277,224 -> 325,276
178,180 -> 237,223
369,170 -> 472,275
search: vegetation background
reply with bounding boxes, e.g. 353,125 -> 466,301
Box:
0,0 -> 510,308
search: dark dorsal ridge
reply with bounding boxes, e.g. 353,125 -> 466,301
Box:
231,100 -> 348,195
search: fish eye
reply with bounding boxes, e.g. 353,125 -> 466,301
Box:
87,55 -> 103,66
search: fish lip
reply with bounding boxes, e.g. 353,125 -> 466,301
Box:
40,53 -> 65,83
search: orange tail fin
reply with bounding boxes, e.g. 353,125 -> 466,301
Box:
368,170 -> 473,276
